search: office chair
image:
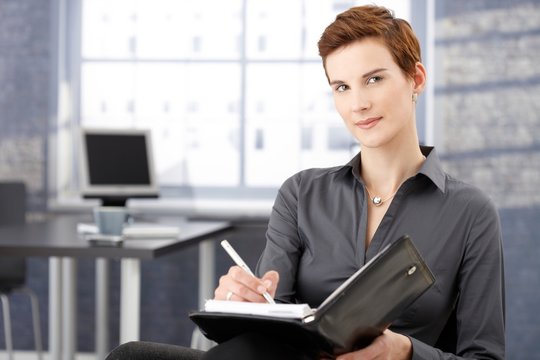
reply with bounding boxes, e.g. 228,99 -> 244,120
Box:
0,182 -> 43,360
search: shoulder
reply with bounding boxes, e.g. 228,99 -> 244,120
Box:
443,173 -> 500,230
444,174 -> 495,210
275,165 -> 351,206
281,165 -> 349,189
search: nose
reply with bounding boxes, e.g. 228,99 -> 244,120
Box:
351,90 -> 370,112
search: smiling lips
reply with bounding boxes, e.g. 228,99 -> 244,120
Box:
354,116 -> 382,129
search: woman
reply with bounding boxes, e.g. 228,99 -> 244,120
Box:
107,5 -> 505,360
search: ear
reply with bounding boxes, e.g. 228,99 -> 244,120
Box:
412,62 -> 427,94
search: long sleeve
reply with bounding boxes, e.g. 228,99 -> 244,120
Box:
256,174 -> 303,303
410,198 -> 505,360
255,148 -> 505,358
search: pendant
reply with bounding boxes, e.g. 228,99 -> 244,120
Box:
372,196 -> 382,206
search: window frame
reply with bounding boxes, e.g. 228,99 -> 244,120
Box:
49,0 -> 435,215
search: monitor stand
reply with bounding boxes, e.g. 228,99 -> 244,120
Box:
100,197 -> 128,207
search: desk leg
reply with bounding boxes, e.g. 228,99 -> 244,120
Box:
62,257 -> 77,360
198,239 -> 215,308
191,239 -> 217,351
49,258 -> 62,360
96,258 -> 110,360
120,258 -> 140,343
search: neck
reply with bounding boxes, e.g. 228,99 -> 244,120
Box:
360,141 -> 425,196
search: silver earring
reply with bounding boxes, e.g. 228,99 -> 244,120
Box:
412,93 -> 418,102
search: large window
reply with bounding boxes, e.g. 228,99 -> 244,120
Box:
52,0 -> 427,207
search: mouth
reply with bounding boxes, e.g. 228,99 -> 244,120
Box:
354,116 -> 382,129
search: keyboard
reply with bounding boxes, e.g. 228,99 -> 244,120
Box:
77,222 -> 181,239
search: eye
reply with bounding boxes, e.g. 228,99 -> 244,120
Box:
335,84 -> 348,93
367,76 -> 383,85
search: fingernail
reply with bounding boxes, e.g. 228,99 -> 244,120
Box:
263,279 -> 272,288
257,285 -> 266,293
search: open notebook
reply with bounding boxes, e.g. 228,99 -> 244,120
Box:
203,300 -> 313,319
190,235 -> 435,357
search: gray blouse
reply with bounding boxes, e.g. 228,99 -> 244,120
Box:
256,146 -> 505,360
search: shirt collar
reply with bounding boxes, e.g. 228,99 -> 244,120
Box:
339,145 -> 447,193
419,146 -> 446,193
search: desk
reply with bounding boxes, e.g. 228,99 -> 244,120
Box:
0,214 -> 232,360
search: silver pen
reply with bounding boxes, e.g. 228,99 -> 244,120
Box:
220,239 -> 276,304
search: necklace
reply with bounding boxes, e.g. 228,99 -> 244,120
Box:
365,187 -> 398,206
363,155 -> 427,207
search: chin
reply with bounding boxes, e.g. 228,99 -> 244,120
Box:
355,129 -> 403,150
355,136 -> 387,149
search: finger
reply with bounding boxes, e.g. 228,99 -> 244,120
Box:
336,336 -> 381,360
335,353 -> 355,360
227,282 -> 268,302
214,268 -> 251,301
228,266 -> 267,291
224,290 -> 241,302
214,277 -> 262,302
343,332 -> 390,360
228,266 -> 272,302
261,270 -> 279,296
215,266 -> 268,302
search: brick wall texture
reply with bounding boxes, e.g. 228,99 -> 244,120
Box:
435,1 -> 540,358
0,0 -> 48,211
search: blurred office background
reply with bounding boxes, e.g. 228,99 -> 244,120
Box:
0,0 -> 538,358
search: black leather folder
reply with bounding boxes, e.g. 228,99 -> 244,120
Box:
190,235 -> 435,358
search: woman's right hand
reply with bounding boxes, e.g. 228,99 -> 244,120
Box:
214,266 -> 279,303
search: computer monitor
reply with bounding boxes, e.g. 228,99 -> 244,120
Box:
79,128 -> 159,207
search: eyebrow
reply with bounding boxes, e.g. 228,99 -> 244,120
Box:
362,68 -> 388,78
329,68 -> 388,86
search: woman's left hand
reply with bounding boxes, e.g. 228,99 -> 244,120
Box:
335,330 -> 412,360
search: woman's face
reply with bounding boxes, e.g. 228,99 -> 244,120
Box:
325,37 -> 424,149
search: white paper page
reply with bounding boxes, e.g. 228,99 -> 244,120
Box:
204,300 -> 314,319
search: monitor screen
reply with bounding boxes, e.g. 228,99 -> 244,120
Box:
80,128 -> 159,206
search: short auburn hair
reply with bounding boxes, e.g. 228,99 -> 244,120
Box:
318,5 -> 421,79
